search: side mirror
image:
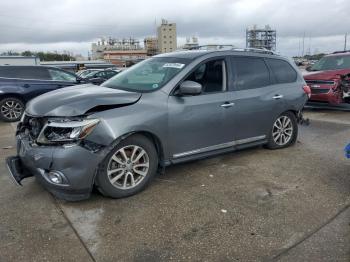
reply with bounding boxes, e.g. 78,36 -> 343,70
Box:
179,81 -> 202,96
76,76 -> 84,83
305,66 -> 312,72
89,77 -> 105,85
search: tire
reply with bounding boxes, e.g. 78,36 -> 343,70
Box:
0,97 -> 25,122
265,111 -> 298,150
95,134 -> 158,198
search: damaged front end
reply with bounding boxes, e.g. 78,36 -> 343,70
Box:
339,73 -> 350,103
6,114 -> 108,200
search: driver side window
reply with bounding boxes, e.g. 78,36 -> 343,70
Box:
184,59 -> 226,93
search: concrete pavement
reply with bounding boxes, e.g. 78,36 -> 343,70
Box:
0,110 -> 349,261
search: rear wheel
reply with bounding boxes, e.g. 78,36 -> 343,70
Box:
0,97 -> 24,122
266,112 -> 298,149
96,134 -> 158,198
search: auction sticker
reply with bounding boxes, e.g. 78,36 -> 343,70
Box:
163,63 -> 185,69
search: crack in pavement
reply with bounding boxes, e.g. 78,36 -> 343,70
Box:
271,203 -> 350,261
51,196 -> 97,262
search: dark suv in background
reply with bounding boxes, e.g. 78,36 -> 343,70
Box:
0,66 -> 82,121
6,49 -> 310,201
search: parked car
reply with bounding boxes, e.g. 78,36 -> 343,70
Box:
0,66 -> 83,122
6,49 -> 309,201
76,69 -> 100,78
81,69 -> 119,85
304,51 -> 350,104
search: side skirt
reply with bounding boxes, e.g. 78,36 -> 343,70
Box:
169,138 -> 267,165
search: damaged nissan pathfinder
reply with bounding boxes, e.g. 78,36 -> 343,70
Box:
6,48 -> 309,201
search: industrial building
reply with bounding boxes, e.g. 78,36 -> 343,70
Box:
144,37 -> 158,56
246,25 -> 276,51
91,37 -> 142,60
182,36 -> 199,50
103,50 -> 147,67
157,19 -> 177,53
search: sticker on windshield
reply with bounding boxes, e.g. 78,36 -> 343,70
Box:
163,63 -> 185,69
152,84 -> 159,89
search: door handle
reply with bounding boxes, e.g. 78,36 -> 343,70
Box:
22,84 -> 30,88
221,102 -> 235,108
272,94 -> 283,99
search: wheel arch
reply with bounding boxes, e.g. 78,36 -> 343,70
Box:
0,93 -> 26,103
106,130 -> 166,171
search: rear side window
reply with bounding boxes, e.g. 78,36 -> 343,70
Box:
0,67 -> 50,80
48,69 -> 76,82
266,59 -> 297,83
230,57 -> 270,90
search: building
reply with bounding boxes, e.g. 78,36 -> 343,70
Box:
144,37 -> 158,56
182,36 -> 199,50
246,25 -> 276,51
157,19 -> 177,53
0,56 -> 40,66
40,60 -> 115,72
91,37 -> 142,60
104,50 -> 148,67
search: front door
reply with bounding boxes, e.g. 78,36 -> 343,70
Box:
168,58 -> 233,159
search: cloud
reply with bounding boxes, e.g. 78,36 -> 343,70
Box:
0,0 -> 349,56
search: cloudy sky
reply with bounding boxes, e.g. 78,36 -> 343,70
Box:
0,0 -> 349,57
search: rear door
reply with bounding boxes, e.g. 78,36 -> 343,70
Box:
225,56 -> 286,141
14,67 -> 55,100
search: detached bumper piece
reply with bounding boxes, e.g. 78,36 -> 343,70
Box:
297,110 -> 310,126
6,156 -> 33,185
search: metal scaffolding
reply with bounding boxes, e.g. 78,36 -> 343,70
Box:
246,25 -> 276,51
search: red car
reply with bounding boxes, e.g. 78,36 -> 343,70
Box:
303,51 -> 350,104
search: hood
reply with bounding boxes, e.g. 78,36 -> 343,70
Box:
303,68 -> 350,80
26,84 -> 141,116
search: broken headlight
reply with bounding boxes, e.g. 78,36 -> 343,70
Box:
37,118 -> 100,144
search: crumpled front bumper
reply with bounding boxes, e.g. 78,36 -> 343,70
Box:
6,135 -> 106,201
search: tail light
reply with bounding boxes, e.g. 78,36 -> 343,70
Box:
303,85 -> 311,99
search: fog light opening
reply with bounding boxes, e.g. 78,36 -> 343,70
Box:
48,171 -> 63,184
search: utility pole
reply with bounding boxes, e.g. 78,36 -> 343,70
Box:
302,32 -> 305,57
345,33 -> 348,51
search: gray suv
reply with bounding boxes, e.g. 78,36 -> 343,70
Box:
6,49 -> 309,201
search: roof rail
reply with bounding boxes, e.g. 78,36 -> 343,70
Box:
187,45 -> 278,55
231,47 -> 278,55
188,45 -> 235,51
332,50 -> 350,54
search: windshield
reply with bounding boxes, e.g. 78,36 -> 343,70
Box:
102,57 -> 189,92
310,55 -> 350,71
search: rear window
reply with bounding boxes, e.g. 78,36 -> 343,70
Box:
266,59 -> 297,84
0,67 -> 50,80
230,57 -> 270,90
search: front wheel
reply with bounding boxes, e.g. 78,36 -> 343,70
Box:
0,97 -> 24,122
96,134 -> 158,198
265,112 -> 298,149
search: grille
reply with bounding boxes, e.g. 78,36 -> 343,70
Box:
311,88 -> 330,94
306,80 -> 335,85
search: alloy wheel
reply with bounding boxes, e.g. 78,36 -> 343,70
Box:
107,145 -> 150,190
0,100 -> 23,120
272,115 -> 293,146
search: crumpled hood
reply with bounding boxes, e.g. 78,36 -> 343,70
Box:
26,84 -> 141,116
303,69 -> 350,80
